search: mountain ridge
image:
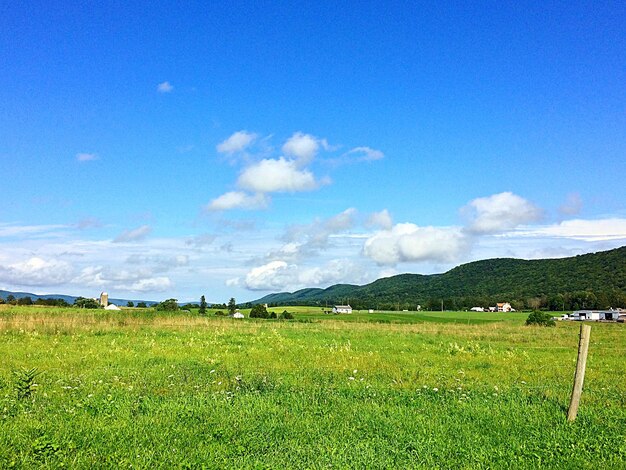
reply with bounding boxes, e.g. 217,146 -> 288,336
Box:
251,246 -> 626,310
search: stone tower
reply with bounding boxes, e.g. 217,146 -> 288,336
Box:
99,292 -> 108,307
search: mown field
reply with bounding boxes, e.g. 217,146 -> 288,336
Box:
1,305 -> 624,468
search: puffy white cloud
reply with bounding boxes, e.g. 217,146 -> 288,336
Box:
559,192 -> 583,216
363,223 -> 469,265
282,132 -> 326,164
217,130 -> 258,154
463,192 -> 543,234
113,225 -> 152,243
0,257 -> 74,286
366,209 -> 393,230
157,81 -> 173,93
513,218 -> 626,242
237,158 -> 322,193
243,260 -> 293,291
240,258 -> 370,292
206,191 -> 269,211
76,152 -> 98,162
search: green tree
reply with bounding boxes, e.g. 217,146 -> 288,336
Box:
155,299 -> 179,311
127,301 -> 134,307
249,304 -> 269,319
74,297 -> 101,309
199,295 -> 207,315
17,296 -> 33,306
228,298 -> 237,315
137,302 -> 147,308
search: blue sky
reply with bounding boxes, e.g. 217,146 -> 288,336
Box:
1,1 -> 625,302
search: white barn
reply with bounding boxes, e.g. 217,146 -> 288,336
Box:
333,305 -> 352,314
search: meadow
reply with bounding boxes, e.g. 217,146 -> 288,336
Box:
1,305 -> 624,468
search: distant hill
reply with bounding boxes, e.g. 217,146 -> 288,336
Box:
0,290 -> 158,307
252,246 -> 626,310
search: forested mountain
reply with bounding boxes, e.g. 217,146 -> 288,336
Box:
252,246 -> 626,311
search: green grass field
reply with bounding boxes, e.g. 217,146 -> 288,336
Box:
1,305 -> 624,468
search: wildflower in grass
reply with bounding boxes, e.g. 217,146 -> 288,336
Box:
348,376 -> 355,381
353,369 -> 358,374
433,387 -> 438,392
210,369 -> 215,374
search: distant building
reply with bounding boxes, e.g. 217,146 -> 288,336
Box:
233,312 -> 244,319
496,302 -> 512,312
470,307 -> 484,312
104,304 -> 121,311
333,305 -> 352,314
99,292 -> 109,307
571,309 -> 623,321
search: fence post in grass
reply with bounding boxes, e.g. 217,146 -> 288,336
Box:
567,323 -> 591,422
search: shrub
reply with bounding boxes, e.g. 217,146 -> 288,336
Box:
214,310 -> 225,316
525,310 -> 556,327
279,310 -> 294,320
269,311 -> 277,319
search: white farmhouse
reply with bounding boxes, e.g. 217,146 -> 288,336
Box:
497,302 -> 513,312
332,305 -> 353,314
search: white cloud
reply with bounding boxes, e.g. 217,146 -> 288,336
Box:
76,218 -> 102,230
76,153 -> 98,162
363,223 -> 469,265
243,260 -> 293,291
274,208 -> 358,260
281,132 -> 326,164
157,81 -> 173,93
0,223 -> 67,238
0,257 -> 74,286
559,192 -> 583,216
240,258 -> 370,292
463,192 -> 543,234
345,146 -> 384,162
73,265 -> 172,292
237,158 -> 322,193
206,191 -> 269,211
185,233 -> 216,247
113,225 -> 152,243
128,277 -> 172,292
366,209 -> 393,230
217,130 -> 258,154
513,218 -> 626,242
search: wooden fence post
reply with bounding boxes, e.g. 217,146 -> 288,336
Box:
567,323 -> 591,422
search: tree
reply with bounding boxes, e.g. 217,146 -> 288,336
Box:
127,301 -> 134,307
74,297 -> 101,309
199,295 -> 207,315
137,302 -> 147,308
17,296 -> 33,306
7,294 -> 16,305
228,298 -> 237,315
155,299 -> 179,311
249,304 -> 269,319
